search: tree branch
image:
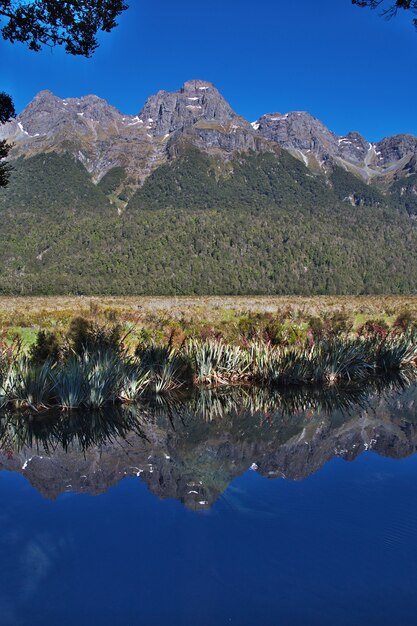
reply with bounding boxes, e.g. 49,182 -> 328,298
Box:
0,1 -> 128,57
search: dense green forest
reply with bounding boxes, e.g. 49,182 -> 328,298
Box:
0,147 -> 416,295
388,173 -> 417,216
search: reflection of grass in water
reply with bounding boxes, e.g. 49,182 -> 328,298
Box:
2,334 -> 417,421
186,370 -> 415,423
0,370 -> 415,455
0,405 -> 148,455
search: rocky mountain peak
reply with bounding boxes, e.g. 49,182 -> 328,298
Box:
137,78 -> 240,137
24,89 -> 64,115
0,93 -> 123,147
180,79 -> 217,93
254,110 -> 339,163
30,89 -> 60,104
337,131 -> 370,164
3,79 -> 417,193
0,90 -> 61,142
375,134 -> 417,166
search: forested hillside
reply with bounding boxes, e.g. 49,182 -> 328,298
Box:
0,147 -> 416,295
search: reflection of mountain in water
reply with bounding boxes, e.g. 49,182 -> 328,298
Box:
1,378 -> 417,509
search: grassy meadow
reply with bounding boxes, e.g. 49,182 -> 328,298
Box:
2,295 -> 417,413
1,295 -> 417,350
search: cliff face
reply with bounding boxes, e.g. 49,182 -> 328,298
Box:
254,111 -> 341,166
0,89 -> 160,184
253,113 -> 417,182
137,79 -> 243,136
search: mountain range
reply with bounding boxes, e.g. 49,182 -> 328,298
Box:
1,79 -> 417,295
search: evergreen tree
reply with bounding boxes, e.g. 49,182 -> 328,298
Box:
0,92 -> 15,187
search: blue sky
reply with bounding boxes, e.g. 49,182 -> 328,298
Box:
1,0 -> 416,141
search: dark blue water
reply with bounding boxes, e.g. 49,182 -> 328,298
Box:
1,384 -> 417,625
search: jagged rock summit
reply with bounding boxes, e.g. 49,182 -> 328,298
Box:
137,79 -> 245,136
252,110 -> 417,180
2,77 -> 417,193
1,79 -> 272,184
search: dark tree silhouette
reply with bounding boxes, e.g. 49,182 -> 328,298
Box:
353,1 -> 417,28
0,0 -> 128,57
0,92 -> 15,187
0,1 -> 128,186
0,92 -> 15,124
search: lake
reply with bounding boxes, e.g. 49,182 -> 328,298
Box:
1,379 -> 417,625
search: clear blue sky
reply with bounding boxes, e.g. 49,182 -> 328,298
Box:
1,0 -> 416,141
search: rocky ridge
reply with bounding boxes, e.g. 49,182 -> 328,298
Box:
0,80 -> 275,188
2,79 -> 417,199
254,111 -> 417,182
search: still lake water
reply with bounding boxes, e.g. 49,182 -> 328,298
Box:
1,381 -> 417,625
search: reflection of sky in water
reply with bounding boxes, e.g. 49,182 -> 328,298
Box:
1,455 -> 417,625
1,382 -> 417,624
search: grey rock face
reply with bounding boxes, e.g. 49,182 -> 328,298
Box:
254,111 -> 340,163
0,90 -> 165,184
254,112 -> 377,172
253,112 -> 417,181
138,79 -> 248,137
1,90 -> 127,142
167,121 -> 275,158
375,134 -> 417,166
338,131 -> 370,164
15,90 -> 64,136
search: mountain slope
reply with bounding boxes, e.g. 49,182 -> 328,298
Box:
253,112 -> 417,188
0,147 -> 417,295
0,152 -> 111,214
127,145 -> 335,211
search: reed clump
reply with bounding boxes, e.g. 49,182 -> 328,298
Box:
2,320 -> 417,413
